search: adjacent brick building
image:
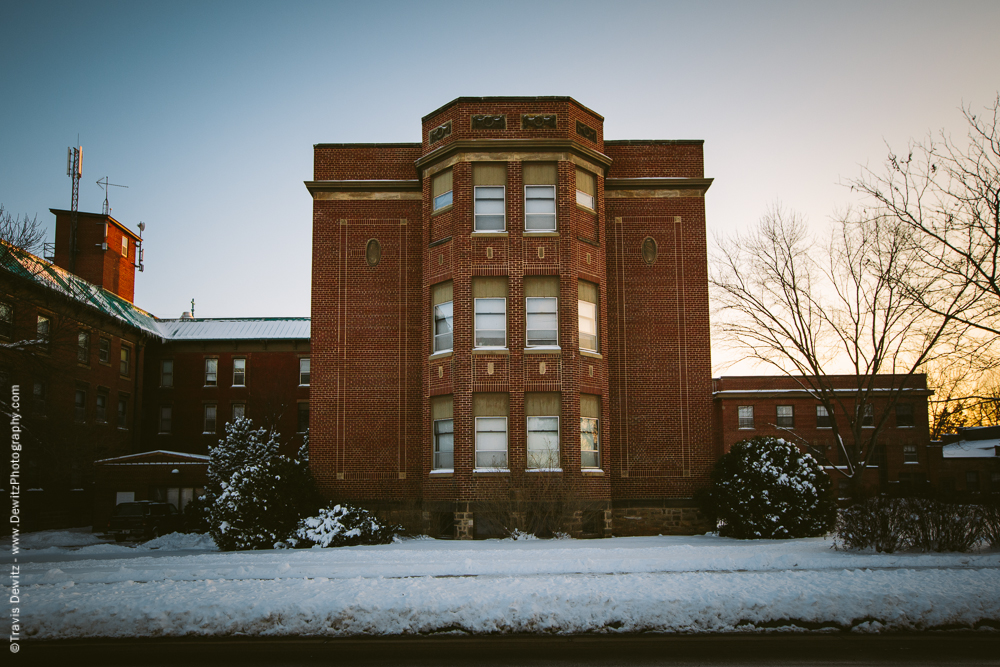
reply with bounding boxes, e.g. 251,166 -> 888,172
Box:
307,96 -> 715,537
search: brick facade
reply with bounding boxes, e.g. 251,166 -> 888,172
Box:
308,96 -> 715,537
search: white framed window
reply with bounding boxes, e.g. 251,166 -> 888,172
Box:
204,404 -> 217,434
233,358 -> 246,386
475,417 -> 508,469
431,169 -> 453,212
475,297 -> 507,348
903,444 -> 918,463
581,417 -> 600,469
232,403 -> 245,421
527,416 -> 560,469
434,418 -> 454,470
474,186 -> 505,231
576,169 -> 596,210
817,405 -> 833,428
119,345 -> 131,377
121,235 -> 128,258
578,280 -> 599,352
738,405 -> 754,429
434,301 -> 454,352
525,185 -> 556,231
526,297 -> 558,347
159,406 -> 172,433
776,405 -> 794,428
860,403 -> 874,427
77,330 -> 90,363
205,358 -> 218,386
161,359 -> 173,387
299,358 -> 310,386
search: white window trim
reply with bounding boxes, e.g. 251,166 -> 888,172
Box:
737,405 -> 755,429
205,358 -> 218,387
233,358 -> 246,387
527,415 -> 560,470
474,185 -> 506,232
776,405 -> 794,428
299,358 -> 311,386
203,404 -> 217,434
474,416 -> 508,471
161,359 -> 173,388
576,189 -> 595,211
159,406 -> 172,434
433,418 -> 454,471
581,416 -> 600,469
524,184 -> 556,232
526,296 -> 558,348
474,297 -> 507,349
433,301 -> 454,354
578,299 -> 598,352
816,405 -> 833,429
433,189 -> 453,212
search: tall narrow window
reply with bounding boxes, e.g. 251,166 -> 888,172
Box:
581,394 -> 601,469
473,163 -> 506,231
77,330 -> 90,363
99,337 -> 110,364
738,405 -> 754,429
526,392 -> 560,469
205,358 -> 218,386
431,169 -> 453,211
299,358 -> 310,386
161,360 -> 173,387
431,281 -> 454,354
860,403 -> 874,427
525,276 -> 558,348
232,403 -> 246,421
96,391 -> 108,423
204,404 -> 217,434
74,389 -> 86,423
524,162 -> 557,232
776,405 -> 794,428
895,403 -> 914,428
159,406 -> 172,433
233,358 -> 246,386
578,280 -> 599,352
432,395 -> 454,471
0,302 -> 12,340
576,169 -> 596,210
37,315 -> 50,351
473,277 -> 507,348
297,402 -> 309,433
473,393 -> 509,470
119,346 -> 131,377
817,405 -> 833,428
117,396 -> 128,429
121,235 -> 129,258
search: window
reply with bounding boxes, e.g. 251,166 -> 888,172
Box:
119,345 -> 131,377
860,404 -> 874,427
473,277 -> 507,348
473,163 -> 506,231
431,395 -> 454,471
526,298 -> 557,347
581,394 -> 600,469
578,280 -> 599,352
99,337 -> 110,364
205,358 -> 218,386
903,444 -> 918,463
473,393 -> 508,470
738,405 -> 754,429
526,392 -> 560,469
161,360 -> 173,387
233,358 -> 246,386
204,404 -> 217,434
74,389 -> 86,423
431,281 -> 453,354
299,358 -> 310,386
991,472 -> 1000,492
576,169 -> 596,210
32,381 -> 45,416
524,162 -> 557,232
117,397 -> 128,429
967,471 -> 981,493
297,402 -> 309,433
0,302 -> 12,339
817,405 -> 832,428
895,403 -> 914,428
232,403 -> 246,422
431,169 -> 453,212
96,391 -> 108,423
37,315 -> 50,351
776,405 -> 794,428
121,235 -> 129,258
159,406 -> 172,434
77,330 -> 90,363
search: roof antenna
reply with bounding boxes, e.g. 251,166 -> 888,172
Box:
96,176 -> 128,215
191,298 -> 195,317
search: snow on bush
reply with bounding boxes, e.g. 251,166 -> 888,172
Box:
698,436 -> 836,539
207,419 -> 322,551
293,505 -> 401,548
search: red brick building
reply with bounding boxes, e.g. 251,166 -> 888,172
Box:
712,375 -> 935,497
307,96 -> 715,537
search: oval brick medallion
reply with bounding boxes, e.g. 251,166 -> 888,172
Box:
641,237 -> 658,265
365,239 -> 381,267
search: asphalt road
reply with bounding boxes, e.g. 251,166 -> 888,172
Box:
14,634 -> 1000,666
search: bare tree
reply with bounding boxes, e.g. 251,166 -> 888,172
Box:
848,94 -> 1000,337
711,206 -> 966,493
0,205 -> 45,256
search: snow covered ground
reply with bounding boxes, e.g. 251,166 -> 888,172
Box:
4,530 -> 998,638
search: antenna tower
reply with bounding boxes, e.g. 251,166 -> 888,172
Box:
96,176 -> 128,216
66,146 -> 82,271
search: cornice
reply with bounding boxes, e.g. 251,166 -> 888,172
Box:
304,179 -> 422,195
605,178 -> 713,191
414,139 -> 613,176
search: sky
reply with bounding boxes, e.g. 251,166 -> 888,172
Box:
2,0 -> 998,373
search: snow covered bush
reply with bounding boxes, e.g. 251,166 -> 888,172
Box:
207,419 -> 322,550
698,436 -> 836,539
293,505 -> 401,548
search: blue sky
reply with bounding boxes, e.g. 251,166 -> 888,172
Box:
2,1 -> 998,370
